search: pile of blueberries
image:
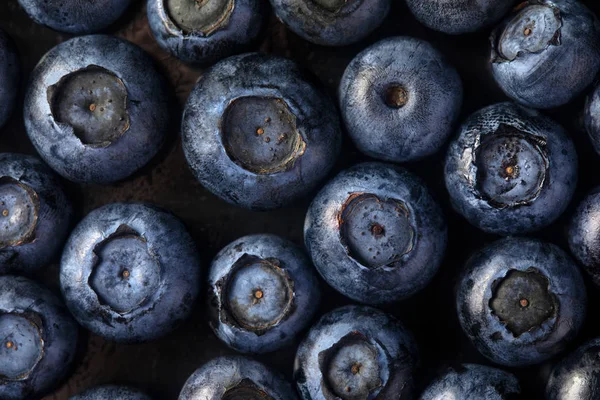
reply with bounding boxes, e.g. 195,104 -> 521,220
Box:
3,0 -> 600,399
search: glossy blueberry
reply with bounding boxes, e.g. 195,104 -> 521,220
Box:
147,0 -> 267,65
208,234 -> 320,354
294,305 -> 418,400
0,153 -> 72,275
305,162 -> 447,305
339,37 -> 463,162
583,81 -> 600,156
70,385 -> 153,400
17,0 -> 133,34
0,276 -> 78,400
420,364 -> 520,399
60,203 -> 201,343
0,28 -> 19,129
567,186 -> 600,286
445,102 -> 577,235
24,35 -> 169,184
406,0 -> 516,35
546,338 -> 600,400
182,53 -> 341,211
179,355 -> 298,399
270,0 -> 389,46
490,0 -> 600,109
456,237 -> 587,367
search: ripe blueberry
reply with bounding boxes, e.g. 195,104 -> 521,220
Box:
567,186 -> 600,286
70,385 -> 152,400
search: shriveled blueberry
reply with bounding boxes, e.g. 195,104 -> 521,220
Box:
60,203 -> 201,343
208,234 -> 320,353
420,364 -> 520,399
0,154 -> 71,275
490,0 -> 600,109
179,355 -> 298,399
406,0 -> 516,35
24,35 -> 169,184
182,53 -> 341,210
294,305 -> 418,400
270,0 -> 389,46
456,237 -> 586,367
0,28 -> 19,129
70,385 -> 152,400
17,0 -> 133,34
304,162 -> 446,304
0,276 -> 78,400
445,102 -> 577,235
147,0 -> 267,65
567,186 -> 600,286
546,338 -> 600,400
583,81 -> 600,156
339,37 -> 463,162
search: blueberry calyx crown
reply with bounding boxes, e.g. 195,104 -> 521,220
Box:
383,85 -> 409,109
0,177 -> 40,249
166,0 -> 235,36
0,311 -> 45,382
222,378 -> 274,400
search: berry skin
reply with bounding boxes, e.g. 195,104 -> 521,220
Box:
69,385 -> 152,400
567,186 -> 600,286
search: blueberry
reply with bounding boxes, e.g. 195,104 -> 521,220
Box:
0,276 -> 79,400
339,37 -> 463,162
182,52 -> 341,210
60,203 -> 201,343
147,0 -> 267,65
583,81 -> 600,156
419,364 -> 520,399
545,338 -> 600,399
70,385 -> 152,400
445,102 -> 577,235
304,162 -> 446,304
208,234 -> 320,353
24,35 -> 169,184
0,153 -> 72,275
17,0 -> 133,34
294,305 -> 418,400
179,355 -> 298,399
567,186 -> 600,286
0,28 -> 19,130
456,237 -> 587,367
270,0 -> 389,46
490,0 -> 600,109
405,0 -> 516,35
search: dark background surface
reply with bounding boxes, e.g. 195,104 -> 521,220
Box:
1,0 -> 600,398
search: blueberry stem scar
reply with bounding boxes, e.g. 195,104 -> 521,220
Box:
384,85 -> 409,108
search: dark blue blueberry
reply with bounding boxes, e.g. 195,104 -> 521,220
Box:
456,237 -> 587,367
208,234 -> 320,354
0,276 -> 79,400
70,385 -> 152,400
182,52 -> 341,211
294,305 -> 418,400
490,0 -> 600,109
269,0 -> 389,46
406,0 -> 516,35
304,162 -> 447,305
179,355 -> 298,399
339,37 -> 463,162
60,203 -> 201,343
24,35 -> 169,184
419,364 -> 520,399
147,0 -> 267,65
0,153 -> 72,275
583,81 -> 600,156
567,186 -> 600,286
17,0 -> 133,34
0,28 -> 19,130
445,102 -> 577,235
546,338 -> 600,400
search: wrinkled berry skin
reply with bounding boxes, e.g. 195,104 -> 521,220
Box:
0,276 -> 79,400
567,186 -> 600,286
270,0 -> 389,46
208,234 -> 321,354
490,0 -> 600,109
179,355 -> 298,399
546,338 -> 600,400
445,102 -> 577,235
294,305 -> 418,400
60,203 -> 201,343
0,28 -> 19,129
182,53 -> 341,211
420,364 -> 521,399
17,0 -> 133,34
339,37 -> 463,162
70,385 -> 152,400
305,162 -> 447,305
24,35 -> 169,184
583,81 -> 600,156
0,154 -> 72,275
147,0 -> 266,65
456,237 -> 586,367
